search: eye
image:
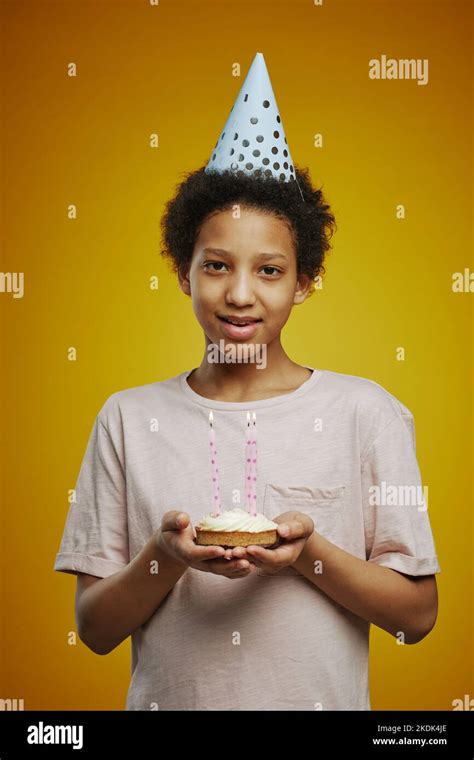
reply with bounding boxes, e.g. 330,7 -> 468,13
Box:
203,261 -> 227,272
202,262 -> 282,276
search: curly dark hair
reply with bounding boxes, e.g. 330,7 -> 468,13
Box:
160,165 -> 336,298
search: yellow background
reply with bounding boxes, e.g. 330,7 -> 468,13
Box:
1,0 -> 472,710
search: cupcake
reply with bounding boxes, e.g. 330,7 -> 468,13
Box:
195,507 -> 279,547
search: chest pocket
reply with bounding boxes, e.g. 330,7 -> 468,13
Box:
257,483 -> 346,578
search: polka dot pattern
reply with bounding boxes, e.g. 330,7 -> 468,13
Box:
204,53 -> 296,183
209,410 -> 258,516
245,412 -> 258,516
209,415 -> 221,512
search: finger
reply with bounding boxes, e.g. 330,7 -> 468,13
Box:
245,545 -> 280,564
188,543 -> 226,561
227,561 -> 257,576
162,511 -> 190,532
277,518 -> 313,541
230,546 -> 247,559
205,558 -> 254,574
214,558 -> 251,570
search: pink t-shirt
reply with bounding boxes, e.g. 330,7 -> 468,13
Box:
54,367 -> 441,710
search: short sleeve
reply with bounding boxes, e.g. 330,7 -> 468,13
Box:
54,414 -> 129,578
361,411 -> 441,577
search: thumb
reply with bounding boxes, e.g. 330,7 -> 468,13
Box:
175,512 -> 190,530
277,515 -> 313,540
162,510 -> 190,532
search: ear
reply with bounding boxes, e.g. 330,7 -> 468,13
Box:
293,273 -> 313,305
177,264 -> 191,296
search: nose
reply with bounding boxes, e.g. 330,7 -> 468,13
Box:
225,271 -> 257,308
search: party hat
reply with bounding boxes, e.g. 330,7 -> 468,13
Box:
205,52 -> 297,184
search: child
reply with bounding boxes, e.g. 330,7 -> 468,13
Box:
54,53 -> 440,711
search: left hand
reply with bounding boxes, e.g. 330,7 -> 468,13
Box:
223,511 -> 314,574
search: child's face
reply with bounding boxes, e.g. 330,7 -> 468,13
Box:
179,206 -> 311,348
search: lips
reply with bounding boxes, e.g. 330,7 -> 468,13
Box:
219,316 -> 262,326
218,316 -> 262,340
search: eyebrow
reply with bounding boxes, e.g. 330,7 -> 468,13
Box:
202,247 -> 287,261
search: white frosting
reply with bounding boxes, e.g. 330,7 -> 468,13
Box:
197,507 -> 278,532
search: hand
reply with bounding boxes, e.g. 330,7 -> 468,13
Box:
156,511 -> 257,579
226,511 -> 314,575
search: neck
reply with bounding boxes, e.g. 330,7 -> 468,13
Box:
189,334 -> 308,399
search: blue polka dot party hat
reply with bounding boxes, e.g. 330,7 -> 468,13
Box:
204,52 -> 297,184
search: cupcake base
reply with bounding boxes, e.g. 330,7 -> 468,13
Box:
195,527 -> 278,548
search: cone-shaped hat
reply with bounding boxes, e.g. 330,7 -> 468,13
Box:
204,52 -> 296,183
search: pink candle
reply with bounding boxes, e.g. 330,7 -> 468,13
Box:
245,411 -> 252,511
209,410 -> 221,515
250,412 -> 257,516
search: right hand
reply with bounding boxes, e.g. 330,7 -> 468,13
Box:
156,511 -> 257,579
